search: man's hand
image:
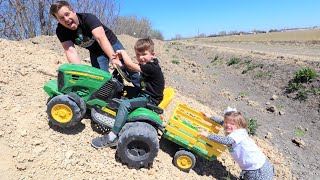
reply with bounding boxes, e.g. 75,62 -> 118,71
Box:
111,51 -> 123,67
111,58 -> 122,66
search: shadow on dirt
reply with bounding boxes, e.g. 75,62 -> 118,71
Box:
159,137 -> 238,180
48,121 -> 86,135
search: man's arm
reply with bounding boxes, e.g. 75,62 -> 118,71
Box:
61,41 -> 81,64
91,26 -> 121,66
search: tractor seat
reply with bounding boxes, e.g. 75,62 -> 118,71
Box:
146,87 -> 175,114
158,87 -> 175,109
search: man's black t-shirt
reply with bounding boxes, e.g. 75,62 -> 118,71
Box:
139,58 -> 165,103
56,13 -> 117,55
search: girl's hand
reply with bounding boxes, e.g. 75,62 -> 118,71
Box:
201,112 -> 211,118
199,131 -> 209,137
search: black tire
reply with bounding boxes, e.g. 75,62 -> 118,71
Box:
66,93 -> 87,119
119,122 -> 156,136
47,95 -> 82,128
173,150 -> 196,172
117,123 -> 159,168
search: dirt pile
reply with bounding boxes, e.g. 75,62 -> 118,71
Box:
1,34 -> 312,179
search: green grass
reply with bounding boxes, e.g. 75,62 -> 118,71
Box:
254,70 -> 272,79
294,127 -> 306,136
171,59 -> 180,64
238,91 -> 249,98
227,57 -> 241,66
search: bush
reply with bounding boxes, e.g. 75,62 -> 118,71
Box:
247,118 -> 258,135
294,67 -> 318,83
227,57 -> 241,66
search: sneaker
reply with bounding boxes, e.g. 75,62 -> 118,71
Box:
91,135 -> 118,149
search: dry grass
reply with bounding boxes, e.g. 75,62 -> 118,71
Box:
187,29 -> 320,43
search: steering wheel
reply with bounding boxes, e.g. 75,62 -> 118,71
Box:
114,64 -> 132,82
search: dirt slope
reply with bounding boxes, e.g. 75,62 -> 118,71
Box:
1,34 -> 318,179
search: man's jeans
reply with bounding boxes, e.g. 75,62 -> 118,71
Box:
90,39 -> 140,88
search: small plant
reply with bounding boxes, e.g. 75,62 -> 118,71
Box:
286,81 -> 304,93
238,91 -> 249,98
286,67 -> 319,101
294,67 -> 318,83
171,59 -> 180,64
222,172 -> 231,180
294,127 -> 306,136
294,89 -> 308,101
213,55 -> 219,61
254,70 -> 272,79
227,57 -> 241,66
275,104 -> 284,112
242,63 -> 261,74
247,118 -> 258,135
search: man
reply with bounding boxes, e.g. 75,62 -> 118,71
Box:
50,1 -> 140,89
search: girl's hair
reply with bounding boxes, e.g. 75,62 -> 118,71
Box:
134,37 -> 154,53
50,1 -> 73,18
224,111 -> 247,129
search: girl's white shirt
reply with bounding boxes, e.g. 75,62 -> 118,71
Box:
227,128 -> 266,170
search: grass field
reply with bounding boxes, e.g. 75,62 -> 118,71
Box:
190,29 -> 320,43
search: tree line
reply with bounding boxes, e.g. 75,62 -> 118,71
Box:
0,0 -> 164,41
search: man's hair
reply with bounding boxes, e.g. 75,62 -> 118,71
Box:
224,111 -> 247,129
50,1 -> 73,18
134,37 -> 154,53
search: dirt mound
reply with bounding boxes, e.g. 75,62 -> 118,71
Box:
0,35 -> 297,179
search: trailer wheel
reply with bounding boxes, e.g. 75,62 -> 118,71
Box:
173,150 -> 196,172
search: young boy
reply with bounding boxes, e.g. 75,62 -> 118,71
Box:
91,38 -> 165,148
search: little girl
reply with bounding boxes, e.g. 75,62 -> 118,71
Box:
200,107 -> 274,180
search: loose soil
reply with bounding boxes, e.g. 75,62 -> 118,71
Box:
0,34 -> 319,180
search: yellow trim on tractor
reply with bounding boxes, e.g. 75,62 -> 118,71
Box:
65,71 -> 104,81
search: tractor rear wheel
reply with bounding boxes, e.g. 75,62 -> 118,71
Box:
117,122 -> 159,168
173,150 -> 196,172
47,95 -> 83,128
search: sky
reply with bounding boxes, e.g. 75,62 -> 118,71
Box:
119,0 -> 320,40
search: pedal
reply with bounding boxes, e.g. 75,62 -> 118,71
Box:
91,107 -> 115,128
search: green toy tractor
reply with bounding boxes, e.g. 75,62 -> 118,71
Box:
43,63 -> 171,168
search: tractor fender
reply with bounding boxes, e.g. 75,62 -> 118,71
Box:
126,116 -> 164,132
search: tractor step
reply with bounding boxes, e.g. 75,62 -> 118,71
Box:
91,107 -> 115,128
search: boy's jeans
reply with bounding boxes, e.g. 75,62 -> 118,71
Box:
112,96 -> 149,134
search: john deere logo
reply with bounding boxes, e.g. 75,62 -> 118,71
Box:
141,81 -> 146,90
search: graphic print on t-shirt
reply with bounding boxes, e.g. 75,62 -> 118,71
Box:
74,34 -> 96,48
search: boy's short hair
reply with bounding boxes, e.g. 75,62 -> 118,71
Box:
224,111 -> 247,129
50,1 -> 73,18
134,38 -> 154,53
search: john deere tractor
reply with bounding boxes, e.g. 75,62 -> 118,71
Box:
43,63 -> 173,168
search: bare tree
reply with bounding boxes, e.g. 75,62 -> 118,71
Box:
0,0 -> 120,40
114,16 -> 163,40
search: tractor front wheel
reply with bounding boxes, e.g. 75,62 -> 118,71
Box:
47,95 -> 83,128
